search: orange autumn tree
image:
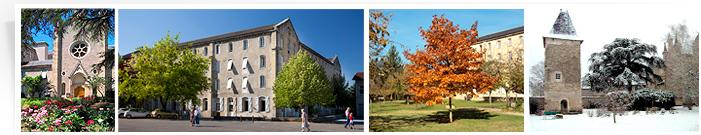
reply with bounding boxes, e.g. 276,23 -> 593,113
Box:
403,15 -> 498,123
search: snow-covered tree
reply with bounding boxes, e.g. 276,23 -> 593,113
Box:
582,38 -> 665,93
529,61 -> 545,96
604,91 -> 633,124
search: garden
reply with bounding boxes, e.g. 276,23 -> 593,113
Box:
21,95 -> 115,132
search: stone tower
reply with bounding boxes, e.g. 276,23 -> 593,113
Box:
543,10 -> 583,113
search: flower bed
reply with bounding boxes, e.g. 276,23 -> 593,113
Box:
21,95 -> 114,132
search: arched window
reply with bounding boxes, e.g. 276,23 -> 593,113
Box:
260,55 -> 266,68
70,42 -> 89,58
258,97 -> 266,112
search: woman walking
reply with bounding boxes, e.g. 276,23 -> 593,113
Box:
301,109 -> 310,132
189,106 -> 195,127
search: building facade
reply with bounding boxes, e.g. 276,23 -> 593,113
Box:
543,10 -> 584,113
21,27 -> 113,98
129,18 -> 343,119
660,34 -> 699,105
352,72 -> 364,117
461,26 -> 524,101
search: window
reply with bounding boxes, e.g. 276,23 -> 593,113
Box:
70,42 -> 89,58
260,55 -> 265,68
260,75 -> 265,88
555,72 -> 563,82
508,38 -> 512,46
203,98 -> 208,111
242,57 -> 249,74
242,97 -> 249,112
215,44 -> 220,54
229,43 -> 233,52
259,97 -> 266,112
194,49 -> 197,55
215,60 -> 220,73
215,98 -> 221,111
243,40 -> 248,50
497,41 -> 501,48
287,42 -> 290,53
260,37 -> 265,48
488,43 -> 491,49
498,53 -> 501,62
213,79 -> 219,91
228,98 -> 234,112
242,77 -> 248,90
227,59 -> 233,71
204,47 -> 208,56
227,78 -> 233,89
519,36 -> 524,44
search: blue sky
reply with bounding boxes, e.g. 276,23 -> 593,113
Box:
118,9 -> 364,84
32,28 -> 115,50
375,9 -> 524,62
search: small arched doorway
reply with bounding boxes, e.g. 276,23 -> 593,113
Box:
72,73 -> 87,97
560,99 -> 569,113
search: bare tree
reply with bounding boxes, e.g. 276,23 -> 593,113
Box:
529,61 -> 545,96
662,21 -> 698,110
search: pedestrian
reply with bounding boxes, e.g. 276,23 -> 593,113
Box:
189,106 -> 195,127
301,109 -> 310,132
349,112 -> 355,129
344,107 -> 350,129
194,106 -> 201,127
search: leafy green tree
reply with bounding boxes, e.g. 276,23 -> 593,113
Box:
331,74 -> 355,109
21,75 -> 51,98
273,51 -> 334,110
583,38 -> 665,93
119,32 -> 210,108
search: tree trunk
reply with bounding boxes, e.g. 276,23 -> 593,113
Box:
449,97 -> 453,123
613,113 -> 617,123
506,89 -> 511,108
489,92 -> 492,105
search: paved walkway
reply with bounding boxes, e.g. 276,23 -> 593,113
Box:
118,118 -> 363,132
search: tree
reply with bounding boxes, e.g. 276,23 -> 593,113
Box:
21,75 -> 51,98
480,60 -> 506,105
273,51 -> 335,110
119,32 -> 210,109
331,74 -> 355,109
604,91 -> 633,124
582,38 -> 665,93
384,45 -> 406,100
403,15 -> 498,122
21,9 -> 114,59
529,61 -> 545,96
86,76 -> 107,98
369,9 -> 394,111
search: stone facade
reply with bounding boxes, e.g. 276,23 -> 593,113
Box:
660,34 -> 699,105
130,18 -> 342,119
543,10 -> 583,113
21,26 -> 113,98
352,72 -> 364,117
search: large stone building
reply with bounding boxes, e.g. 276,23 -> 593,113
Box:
543,10 -> 583,113
124,18 -> 343,119
21,27 -> 114,98
660,34 -> 699,105
352,72 -> 364,117
458,26 -> 524,101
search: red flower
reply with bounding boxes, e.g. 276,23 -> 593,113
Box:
49,126 -> 53,131
79,106 -> 84,109
53,100 -> 57,103
73,106 -> 77,110
34,106 -> 38,109
87,120 -> 93,125
65,120 -> 72,125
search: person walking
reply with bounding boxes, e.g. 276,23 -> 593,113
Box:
189,106 -> 195,127
301,109 -> 310,132
344,107 -> 350,129
194,106 -> 201,127
349,112 -> 355,129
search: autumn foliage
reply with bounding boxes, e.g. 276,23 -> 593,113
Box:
403,15 -> 498,106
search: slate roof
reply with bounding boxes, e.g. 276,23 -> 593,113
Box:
477,26 -> 524,42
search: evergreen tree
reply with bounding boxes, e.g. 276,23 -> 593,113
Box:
583,38 -> 665,93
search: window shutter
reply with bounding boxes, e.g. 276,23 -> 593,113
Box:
248,97 -> 252,113
266,96 -> 270,113
227,78 -> 233,89
219,98 -> 224,112
254,97 -> 259,112
227,59 -> 233,71
238,97 -> 242,112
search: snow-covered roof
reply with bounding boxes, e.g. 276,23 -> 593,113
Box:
543,9 -> 582,47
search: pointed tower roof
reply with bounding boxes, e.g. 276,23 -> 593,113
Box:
544,9 -> 581,41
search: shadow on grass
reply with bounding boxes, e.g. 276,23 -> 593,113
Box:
370,108 -> 497,132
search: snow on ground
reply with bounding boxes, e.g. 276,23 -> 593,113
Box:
531,106 -> 699,132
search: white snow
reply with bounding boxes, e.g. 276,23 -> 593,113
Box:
531,106 -> 699,132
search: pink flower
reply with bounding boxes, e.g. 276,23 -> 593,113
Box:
49,126 -> 53,131
83,127 -> 87,130
107,108 -> 110,111
65,120 -> 72,125
87,120 -> 93,125
99,108 -> 104,110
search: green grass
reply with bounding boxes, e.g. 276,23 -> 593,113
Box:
370,100 -> 524,132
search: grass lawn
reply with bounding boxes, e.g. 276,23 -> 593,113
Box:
370,100 -> 524,132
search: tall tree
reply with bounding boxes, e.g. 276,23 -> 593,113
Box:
331,74 -> 354,108
582,38 -> 665,93
273,51 -> 335,110
119,32 -> 210,109
384,45 -> 406,100
403,15 -> 498,122
505,54 -> 524,107
529,61 -> 545,96
369,9 -> 394,111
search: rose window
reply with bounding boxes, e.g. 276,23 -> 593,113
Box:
71,43 -> 89,58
